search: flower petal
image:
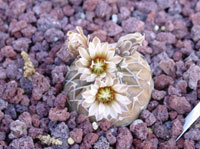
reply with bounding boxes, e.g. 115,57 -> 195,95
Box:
79,47 -> 90,60
109,55 -> 122,64
82,100 -> 93,108
106,62 -> 117,72
113,84 -> 128,94
115,93 -> 131,105
88,102 -> 98,116
109,105 -> 118,119
112,101 -> 122,114
105,76 -> 113,86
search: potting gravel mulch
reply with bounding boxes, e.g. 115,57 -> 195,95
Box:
0,0 -> 200,148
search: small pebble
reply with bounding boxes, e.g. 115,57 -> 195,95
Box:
68,137 -> 75,145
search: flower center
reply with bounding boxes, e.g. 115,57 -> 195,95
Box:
96,87 -> 114,103
90,58 -> 106,75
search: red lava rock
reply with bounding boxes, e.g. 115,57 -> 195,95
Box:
159,138 -> 176,149
116,127 -> 133,149
18,11 -> 37,23
0,32 -> 9,49
56,43 -> 72,62
153,105 -> 169,122
44,28 -> 64,43
156,32 -> 176,44
83,0 -> 99,11
169,111 -> 178,120
118,7 -> 130,21
176,80 -> 187,94
90,30 -> 107,42
122,17 -> 144,33
184,128 -> 200,141
0,98 -> 8,111
20,95 -> 30,106
0,111 -> 4,121
10,88 -> 23,104
54,92 -> 67,108
33,1 -> 52,15
51,65 -> 67,84
95,1 -> 112,18
168,85 -> 181,96
183,64 -> 200,90
168,95 -> 191,114
191,25 -> 200,42
106,129 -> 117,145
154,74 -> 174,90
94,136 -> 109,149
103,21 -> 122,36
152,90 -> 166,100
152,122 -> 170,140
29,127 -> 43,138
78,120 -> 93,135
141,140 -> 154,149
148,100 -> 159,111
21,25 -> 37,38
36,102 -> 49,117
69,0 -> 83,5
99,121 -> 112,131
159,59 -> 175,76
6,0 -> 27,17
0,67 -> 6,80
18,112 -> 32,128
13,37 -> 31,52
32,74 -> 50,100
83,133 -> 99,148
49,107 -> 70,122
0,115 -> 13,133
9,136 -> 35,149
37,16 -> 61,32
63,5 -> 74,16
191,12 -> 200,25
9,20 -> 28,34
32,114 -> 40,128
67,112 -> 77,129
184,140 -> 195,149
130,122 -> 148,140
2,80 -> 18,102
6,64 -> 18,80
76,114 -> 88,124
135,1 -> 158,13
173,51 -> 182,61
140,110 -> 156,126
1,46 -> 16,58
9,120 -> 27,139
157,0 -> 174,9
70,128 -> 83,143
171,118 -> 182,137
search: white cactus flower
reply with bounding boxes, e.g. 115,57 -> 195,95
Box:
76,37 -> 122,82
81,77 -> 131,121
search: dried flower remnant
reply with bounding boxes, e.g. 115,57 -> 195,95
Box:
67,26 -> 89,57
115,33 -> 145,56
76,37 -> 122,82
21,51 -> 36,78
36,135 -> 62,146
82,77 -> 130,121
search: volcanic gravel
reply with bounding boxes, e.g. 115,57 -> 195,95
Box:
0,0 -> 200,148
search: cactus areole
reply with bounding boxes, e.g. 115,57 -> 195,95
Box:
65,27 -> 153,126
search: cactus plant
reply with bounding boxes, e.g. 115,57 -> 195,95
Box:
65,27 -> 153,126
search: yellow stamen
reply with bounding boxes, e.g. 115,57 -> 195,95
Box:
97,87 -> 114,103
91,58 -> 106,75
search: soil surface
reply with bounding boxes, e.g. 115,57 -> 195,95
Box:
0,0 -> 200,148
